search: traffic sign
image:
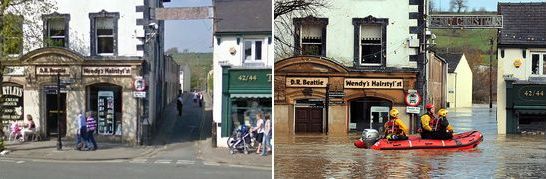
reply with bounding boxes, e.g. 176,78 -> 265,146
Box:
406,106 -> 421,114
405,90 -> 421,107
133,91 -> 146,98
133,76 -> 146,91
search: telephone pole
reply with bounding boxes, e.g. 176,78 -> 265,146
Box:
489,38 -> 493,109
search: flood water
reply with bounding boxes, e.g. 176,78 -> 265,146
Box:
274,105 -> 546,178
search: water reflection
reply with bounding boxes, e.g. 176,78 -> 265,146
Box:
274,105 -> 546,178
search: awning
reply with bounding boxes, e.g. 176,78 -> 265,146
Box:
513,105 -> 546,115
230,93 -> 271,98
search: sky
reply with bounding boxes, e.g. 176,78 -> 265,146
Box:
433,0 -> 546,11
163,0 -> 546,53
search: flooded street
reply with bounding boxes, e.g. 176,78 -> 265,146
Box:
274,105 -> 546,178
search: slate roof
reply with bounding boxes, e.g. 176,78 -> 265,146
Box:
498,3 -> 546,47
214,0 -> 272,34
437,53 -> 463,73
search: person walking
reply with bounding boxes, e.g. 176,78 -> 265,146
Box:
198,92 -> 203,108
177,94 -> 184,116
252,113 -> 265,154
75,112 -> 87,150
85,112 -> 98,151
261,113 -> 272,156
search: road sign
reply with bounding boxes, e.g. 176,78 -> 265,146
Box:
133,76 -> 146,91
60,78 -> 75,84
405,90 -> 421,107
133,91 -> 146,98
406,106 -> 421,114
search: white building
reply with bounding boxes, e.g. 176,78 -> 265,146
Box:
0,0 -> 178,145
212,0 -> 272,147
179,63 -> 191,93
437,53 -> 473,108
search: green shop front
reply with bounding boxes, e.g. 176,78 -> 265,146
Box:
504,78 -> 546,133
221,66 -> 272,137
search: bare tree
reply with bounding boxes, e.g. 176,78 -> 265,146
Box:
450,0 -> 467,13
274,0 -> 328,60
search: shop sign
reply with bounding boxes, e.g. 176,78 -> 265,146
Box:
36,66 -> 70,75
0,84 -> 24,124
406,106 -> 421,114
517,85 -> 546,102
83,66 -> 132,76
429,15 -> 503,29
344,78 -> 403,89
228,69 -> 272,91
3,66 -> 26,76
286,77 -> 328,88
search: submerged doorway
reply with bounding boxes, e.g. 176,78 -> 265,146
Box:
295,99 -> 324,133
349,97 -> 392,132
45,91 -> 67,137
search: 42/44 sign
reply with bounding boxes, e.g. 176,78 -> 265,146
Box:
523,90 -> 544,97
238,75 -> 257,81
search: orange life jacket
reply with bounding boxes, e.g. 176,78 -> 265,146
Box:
385,118 -> 403,134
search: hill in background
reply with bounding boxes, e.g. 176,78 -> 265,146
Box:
168,51 -> 213,91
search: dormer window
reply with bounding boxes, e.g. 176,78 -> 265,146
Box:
43,13 -> 70,48
293,17 -> 328,57
89,10 -> 119,56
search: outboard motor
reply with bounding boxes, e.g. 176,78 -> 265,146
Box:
354,129 -> 380,148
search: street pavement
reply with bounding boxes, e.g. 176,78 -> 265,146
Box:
0,92 -> 271,178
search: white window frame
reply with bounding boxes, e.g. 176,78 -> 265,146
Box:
530,52 -> 546,76
359,25 -> 383,67
242,39 -> 264,63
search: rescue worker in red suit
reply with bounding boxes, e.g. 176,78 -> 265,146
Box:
384,108 -> 409,141
420,104 -> 453,140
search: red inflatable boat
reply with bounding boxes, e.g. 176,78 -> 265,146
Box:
366,130 -> 483,150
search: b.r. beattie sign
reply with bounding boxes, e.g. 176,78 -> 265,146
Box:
36,66 -> 70,75
83,66 -> 132,76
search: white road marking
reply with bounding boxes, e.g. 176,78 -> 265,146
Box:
203,161 -> 221,166
154,159 -> 172,164
176,160 -> 196,165
129,159 -> 148,164
16,160 -> 25,164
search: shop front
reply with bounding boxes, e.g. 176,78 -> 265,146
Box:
220,66 -> 272,138
503,78 -> 546,133
1,47 -> 142,144
274,56 -> 418,135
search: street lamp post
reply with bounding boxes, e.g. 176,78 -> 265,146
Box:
56,72 -> 63,150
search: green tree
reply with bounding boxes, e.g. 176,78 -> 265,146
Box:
0,0 -> 56,151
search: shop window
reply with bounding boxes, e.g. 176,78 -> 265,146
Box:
531,53 -> 546,75
43,13 -> 70,48
89,11 -> 119,56
353,17 -> 388,67
243,40 -> 263,63
293,17 -> 328,56
0,14 -> 23,55
230,98 -> 272,132
360,24 -> 382,65
86,84 -> 122,135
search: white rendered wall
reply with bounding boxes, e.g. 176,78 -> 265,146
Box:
454,55 -> 473,108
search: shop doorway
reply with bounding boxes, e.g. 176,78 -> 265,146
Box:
349,97 -> 391,132
295,99 -> 324,133
45,91 -> 67,137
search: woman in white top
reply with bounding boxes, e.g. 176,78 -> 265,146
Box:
252,112 -> 265,154
21,115 -> 36,142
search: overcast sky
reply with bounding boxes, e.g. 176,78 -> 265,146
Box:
163,0 -> 546,53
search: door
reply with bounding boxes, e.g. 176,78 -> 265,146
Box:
295,107 -> 323,133
370,106 -> 390,131
46,93 -> 67,137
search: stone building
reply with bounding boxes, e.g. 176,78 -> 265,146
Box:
497,3 -> 546,134
0,0 -> 178,144
274,0 -> 427,134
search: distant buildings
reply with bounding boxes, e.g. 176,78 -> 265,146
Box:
497,3 -> 546,134
212,0 -> 273,147
438,53 -> 473,108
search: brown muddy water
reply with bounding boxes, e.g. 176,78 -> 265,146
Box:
274,105 -> 546,178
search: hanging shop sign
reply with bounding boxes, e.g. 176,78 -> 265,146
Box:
0,83 -> 24,125
429,15 -> 503,29
82,66 -> 132,76
36,66 -> 70,75
97,91 -> 115,135
344,78 -> 403,89
285,77 -> 328,88
3,66 -> 26,76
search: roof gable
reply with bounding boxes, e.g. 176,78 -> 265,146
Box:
437,53 -> 463,73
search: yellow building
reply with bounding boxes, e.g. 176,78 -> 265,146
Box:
438,53 -> 473,108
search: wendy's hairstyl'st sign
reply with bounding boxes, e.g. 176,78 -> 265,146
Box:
344,78 -> 403,89
429,15 -> 503,29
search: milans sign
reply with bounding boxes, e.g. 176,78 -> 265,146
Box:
0,84 -> 24,123
344,78 -> 403,89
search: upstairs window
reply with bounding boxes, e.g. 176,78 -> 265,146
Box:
360,24 -> 382,65
531,53 -> 546,75
243,39 -> 263,63
43,13 -> 70,48
0,14 -> 23,55
300,24 -> 324,56
293,17 -> 328,57
89,11 -> 119,56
